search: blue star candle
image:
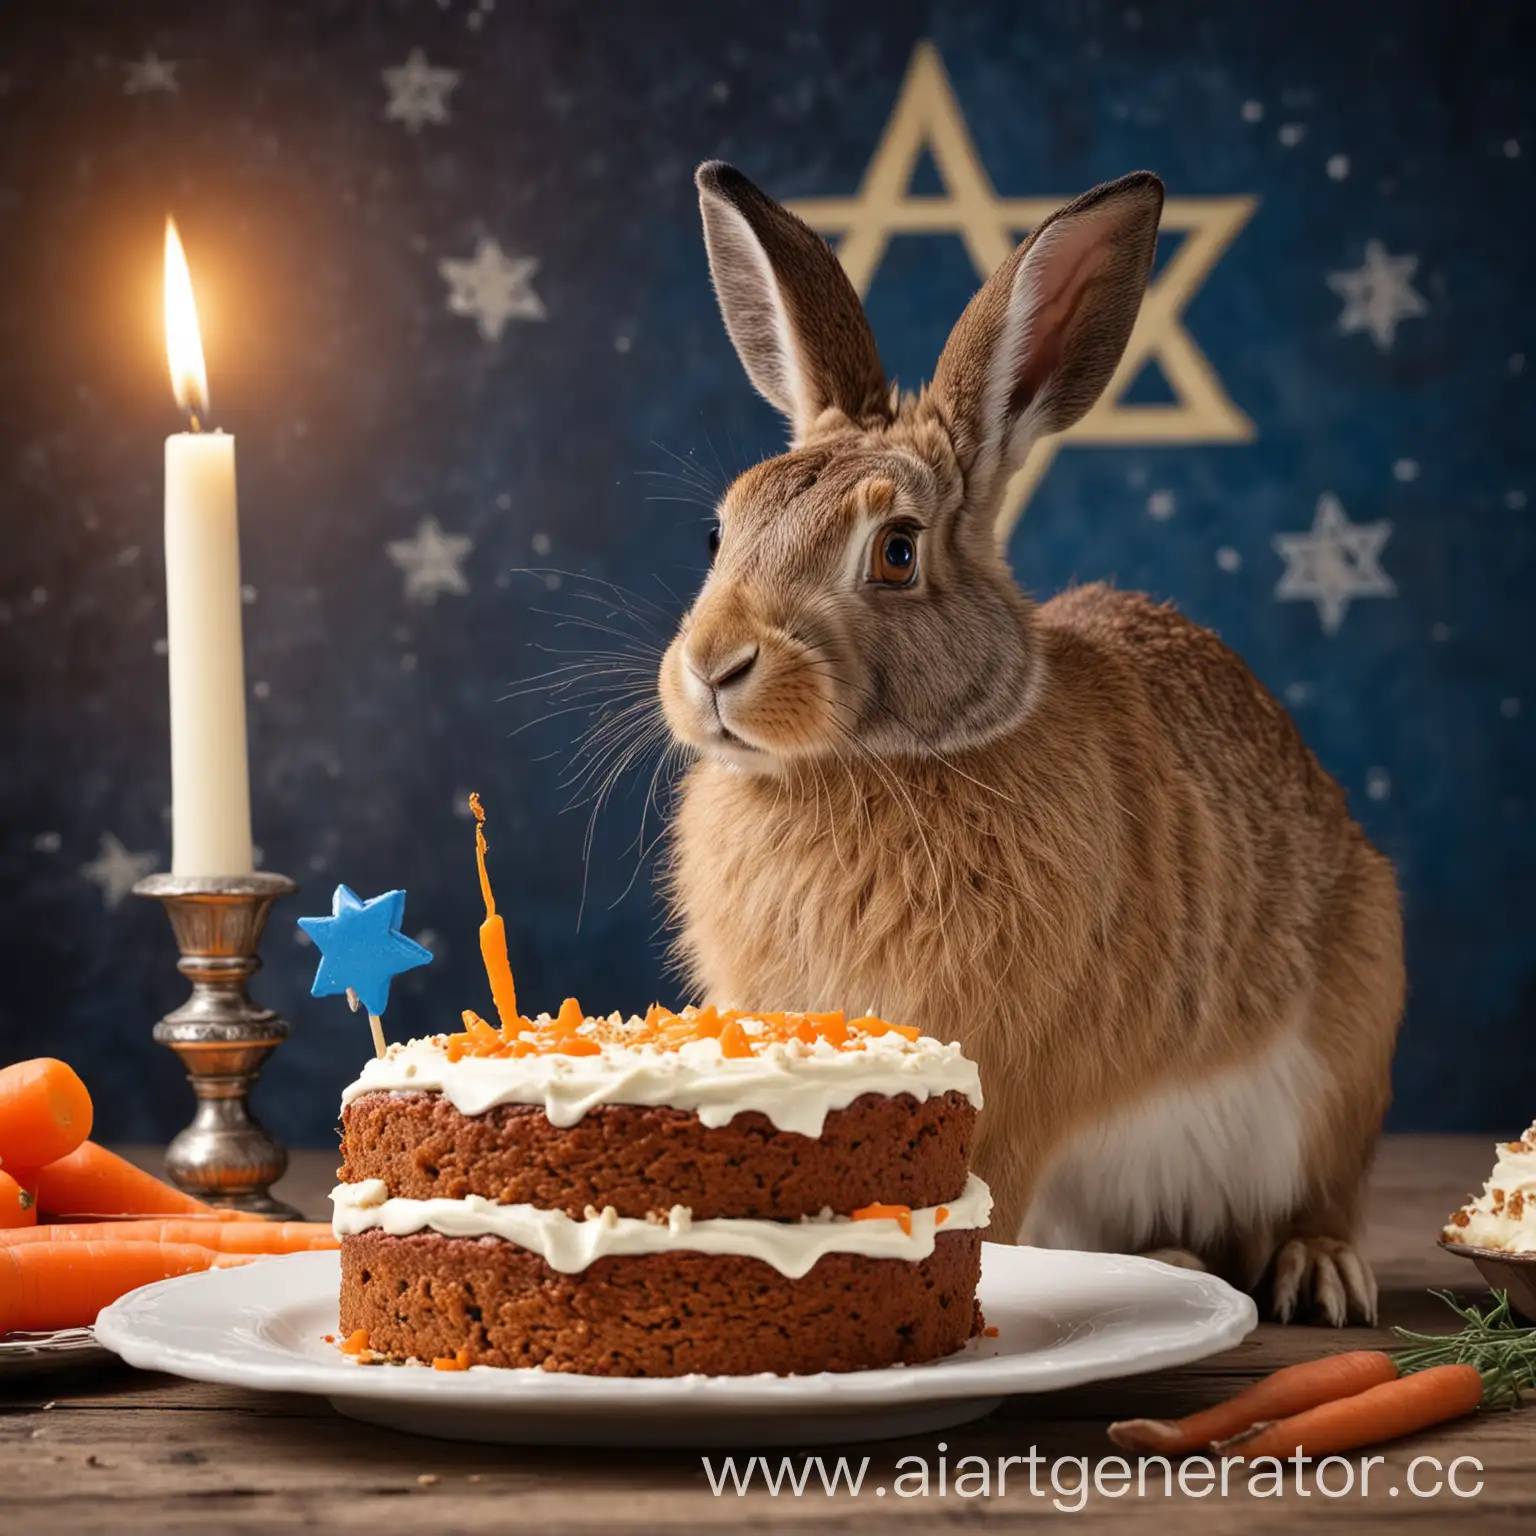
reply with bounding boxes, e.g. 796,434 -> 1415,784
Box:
298,885 -> 433,1056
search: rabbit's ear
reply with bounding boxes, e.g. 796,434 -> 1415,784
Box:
931,171 -> 1163,508
696,161 -> 890,442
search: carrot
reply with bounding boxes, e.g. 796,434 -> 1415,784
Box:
0,1220 -> 336,1253
0,1059 -> 93,1171
0,1172 -> 37,1229
851,1202 -> 914,1236
1108,1351 -> 1401,1453
30,1141 -> 232,1219
469,793 -> 520,1030
1214,1364 -> 1486,1458
717,1019 -> 753,1058
0,1241 -> 258,1333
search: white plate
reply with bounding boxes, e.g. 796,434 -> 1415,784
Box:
95,1245 -> 1256,1447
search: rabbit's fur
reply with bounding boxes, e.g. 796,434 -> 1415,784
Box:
658,163 -> 1403,1324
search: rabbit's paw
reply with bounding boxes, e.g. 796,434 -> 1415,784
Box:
1270,1236 -> 1378,1326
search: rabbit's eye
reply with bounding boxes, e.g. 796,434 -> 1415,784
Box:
708,524 -> 722,560
870,526 -> 919,586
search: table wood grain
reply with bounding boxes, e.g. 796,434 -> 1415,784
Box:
3,1136 -> 1534,1533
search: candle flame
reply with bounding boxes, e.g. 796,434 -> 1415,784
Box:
164,218 -> 209,423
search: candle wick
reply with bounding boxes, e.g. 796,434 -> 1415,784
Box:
188,410 -> 202,433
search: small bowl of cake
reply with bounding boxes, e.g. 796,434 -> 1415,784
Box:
1440,1121 -> 1536,1320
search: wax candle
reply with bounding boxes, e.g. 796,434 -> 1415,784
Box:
163,219 -> 254,876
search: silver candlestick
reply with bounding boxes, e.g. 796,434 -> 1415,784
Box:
134,871 -> 302,1219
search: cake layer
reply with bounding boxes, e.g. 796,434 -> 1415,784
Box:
341,1024 -> 982,1136
331,1172 -> 991,1276
339,1089 -> 977,1220
339,1229 -> 984,1375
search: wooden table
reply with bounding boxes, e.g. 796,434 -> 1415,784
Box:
3,1137 -> 1533,1532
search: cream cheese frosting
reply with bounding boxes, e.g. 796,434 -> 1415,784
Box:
340,1024 -> 983,1137
331,1172 -> 992,1278
1443,1122 -> 1536,1253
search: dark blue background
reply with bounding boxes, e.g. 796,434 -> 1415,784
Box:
0,1 -> 1531,1144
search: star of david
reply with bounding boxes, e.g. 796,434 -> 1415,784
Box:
787,42 -> 1257,538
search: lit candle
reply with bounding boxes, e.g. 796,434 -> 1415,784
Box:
162,219 -> 254,876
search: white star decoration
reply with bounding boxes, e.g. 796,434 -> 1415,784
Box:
80,833 -> 157,909
1273,493 -> 1396,636
387,517 -> 473,604
439,238 -> 546,341
382,49 -> 460,133
1327,240 -> 1428,351
123,51 -> 179,95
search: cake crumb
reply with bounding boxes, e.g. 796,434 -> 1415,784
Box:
467,1474 -> 483,1483
417,1473 -> 438,1486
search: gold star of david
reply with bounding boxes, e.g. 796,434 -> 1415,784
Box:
787,42 -> 1258,538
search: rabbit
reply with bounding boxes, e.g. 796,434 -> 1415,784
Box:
656,161 -> 1403,1325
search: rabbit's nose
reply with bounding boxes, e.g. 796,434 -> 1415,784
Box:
690,643 -> 759,692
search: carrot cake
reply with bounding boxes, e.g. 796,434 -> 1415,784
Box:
332,1004 -> 989,1375
1443,1121 -> 1536,1253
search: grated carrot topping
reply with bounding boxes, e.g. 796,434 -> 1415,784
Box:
935,1206 -> 950,1225
982,1325 -> 999,1338
432,1347 -> 470,1371
440,1002 -> 926,1063
851,1202 -> 913,1236
339,1329 -> 371,1356
717,1018 -> 753,1059
851,1015 -> 921,1040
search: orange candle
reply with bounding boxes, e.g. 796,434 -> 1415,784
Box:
469,793 -> 520,1030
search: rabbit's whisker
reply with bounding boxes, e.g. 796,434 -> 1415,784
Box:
509,687 -> 655,740
506,566 -> 678,626
530,610 -> 668,655
499,666 -> 654,705
562,700 -> 665,788
578,723 -> 673,890
613,740 -> 687,908
644,494 -> 720,511
647,439 -> 727,496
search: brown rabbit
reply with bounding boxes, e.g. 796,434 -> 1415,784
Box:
657,161 -> 1403,1325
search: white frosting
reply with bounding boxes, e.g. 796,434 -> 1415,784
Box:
339,1026 -> 982,1137
1444,1123 -> 1536,1253
331,1173 -> 992,1279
